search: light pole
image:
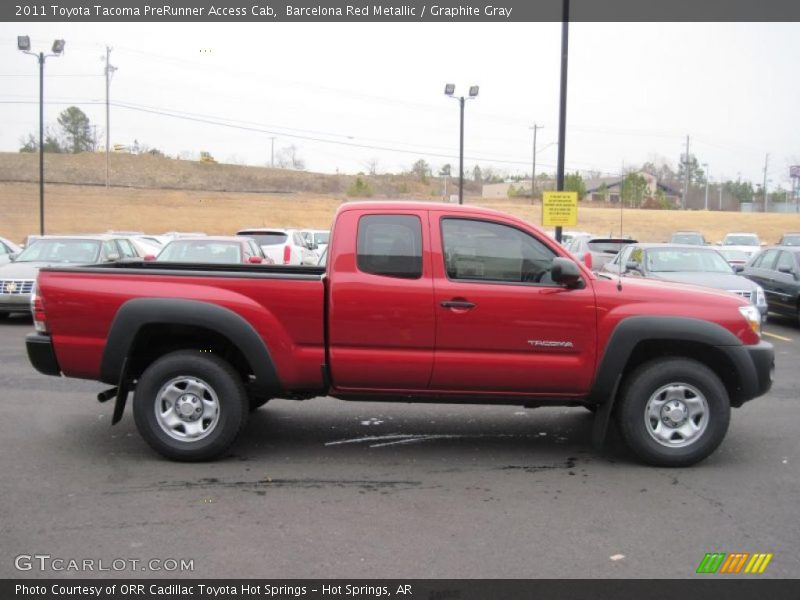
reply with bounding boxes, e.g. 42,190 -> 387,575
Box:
530,124 -> 543,203
702,162 -> 709,210
444,83 -> 479,205
18,35 -> 65,236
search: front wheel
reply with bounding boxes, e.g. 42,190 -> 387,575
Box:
615,358 -> 730,467
133,350 -> 248,461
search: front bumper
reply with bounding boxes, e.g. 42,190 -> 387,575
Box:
0,293 -> 32,313
719,341 -> 774,406
26,333 -> 61,376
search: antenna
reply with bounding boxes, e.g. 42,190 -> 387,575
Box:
617,163 -> 624,292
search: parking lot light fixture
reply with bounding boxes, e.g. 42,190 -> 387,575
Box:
444,83 -> 480,205
17,36 -> 65,236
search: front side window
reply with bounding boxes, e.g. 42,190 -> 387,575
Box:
357,215 -> 422,279
441,218 -> 556,284
755,249 -> 779,271
776,251 -> 796,273
116,239 -> 137,258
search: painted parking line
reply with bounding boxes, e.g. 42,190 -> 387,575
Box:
763,331 -> 793,342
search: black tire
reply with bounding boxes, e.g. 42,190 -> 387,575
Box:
615,358 -> 730,467
133,350 -> 248,461
248,396 -> 271,411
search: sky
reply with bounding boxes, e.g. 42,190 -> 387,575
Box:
0,21 -> 798,189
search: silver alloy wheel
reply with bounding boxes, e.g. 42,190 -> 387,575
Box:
644,382 -> 709,448
154,376 -> 220,442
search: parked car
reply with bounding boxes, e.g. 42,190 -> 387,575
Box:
26,202 -> 772,467
716,247 -> 751,269
602,243 -> 768,322
556,230 -> 594,247
301,229 -> 330,254
670,231 -> 707,245
152,236 -> 273,265
721,232 -> 762,258
777,233 -> 800,247
0,235 -> 141,316
0,236 -> 22,265
162,231 -> 207,238
741,246 -> 800,326
236,228 -> 319,265
567,234 -> 637,272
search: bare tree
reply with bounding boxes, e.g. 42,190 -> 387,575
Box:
276,145 -> 306,170
362,157 -> 380,175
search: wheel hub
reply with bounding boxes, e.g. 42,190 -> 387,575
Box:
175,394 -> 203,421
661,400 -> 688,426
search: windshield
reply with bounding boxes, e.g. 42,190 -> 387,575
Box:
724,235 -> 759,246
157,241 -> 242,263
780,234 -> 800,246
646,249 -> 733,273
586,240 -> 632,255
671,233 -> 704,245
239,232 -> 287,246
15,239 -> 101,263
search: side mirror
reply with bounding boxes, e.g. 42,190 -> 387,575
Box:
306,241 -> 318,251
8,252 -> 18,262
106,252 -> 121,262
733,265 -> 745,273
248,255 -> 263,264
143,254 -> 156,262
778,266 -> 793,275
551,257 -> 583,288
625,261 -> 640,272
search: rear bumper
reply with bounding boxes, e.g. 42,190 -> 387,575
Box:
719,341 -> 774,406
26,333 -> 61,376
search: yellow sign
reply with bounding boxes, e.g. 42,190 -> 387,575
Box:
542,191 -> 578,227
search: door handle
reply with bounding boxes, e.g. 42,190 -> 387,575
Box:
440,300 -> 476,310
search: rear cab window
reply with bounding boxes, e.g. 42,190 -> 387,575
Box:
356,215 -> 422,279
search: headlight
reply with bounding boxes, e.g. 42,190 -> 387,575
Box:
739,305 -> 761,337
754,285 -> 766,306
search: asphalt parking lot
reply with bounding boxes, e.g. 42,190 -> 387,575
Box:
1,314 -> 798,579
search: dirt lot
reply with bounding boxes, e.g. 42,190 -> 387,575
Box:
1,181 -> 798,245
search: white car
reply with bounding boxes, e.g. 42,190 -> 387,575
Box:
721,232 -> 762,259
236,228 -> 319,265
0,236 -> 22,265
300,229 -> 330,254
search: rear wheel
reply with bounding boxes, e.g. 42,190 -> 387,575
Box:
133,350 -> 248,461
615,358 -> 730,467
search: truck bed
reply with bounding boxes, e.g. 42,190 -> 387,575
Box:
36,261 -> 327,390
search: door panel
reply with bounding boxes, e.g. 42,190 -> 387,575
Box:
328,211 -> 435,389
430,214 -> 597,395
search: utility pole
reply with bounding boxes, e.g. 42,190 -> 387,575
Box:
103,46 -> 116,188
554,0 -> 570,243
681,135 -> 690,210
530,123 -> 543,204
763,153 -> 769,213
702,163 -> 709,210
269,137 -> 276,168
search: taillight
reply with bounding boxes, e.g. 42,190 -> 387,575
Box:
583,253 -> 593,270
30,282 -> 48,333
283,245 -> 291,264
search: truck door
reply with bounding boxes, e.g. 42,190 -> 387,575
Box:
430,214 -> 597,395
328,210 -> 435,390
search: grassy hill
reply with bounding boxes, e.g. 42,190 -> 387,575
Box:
0,152 -> 797,244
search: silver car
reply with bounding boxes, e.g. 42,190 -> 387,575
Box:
0,236 -> 22,266
0,235 -> 141,316
602,243 -> 768,321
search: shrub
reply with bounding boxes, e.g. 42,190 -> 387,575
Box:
347,177 -> 373,197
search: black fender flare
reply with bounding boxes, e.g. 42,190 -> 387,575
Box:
100,298 -> 282,395
589,316 -> 743,448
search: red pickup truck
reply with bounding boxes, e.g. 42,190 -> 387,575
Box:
26,202 -> 773,466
